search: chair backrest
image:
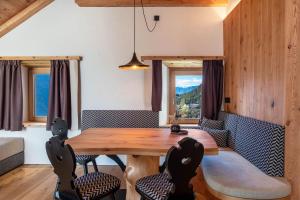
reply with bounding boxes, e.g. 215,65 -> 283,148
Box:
46,136 -> 81,200
166,137 -> 204,200
81,110 -> 159,131
51,118 -> 69,140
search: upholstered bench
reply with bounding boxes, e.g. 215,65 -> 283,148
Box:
0,137 -> 24,175
201,112 -> 291,200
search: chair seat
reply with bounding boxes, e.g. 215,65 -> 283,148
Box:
74,172 -> 120,200
75,154 -> 98,162
201,150 -> 291,199
136,173 -> 174,200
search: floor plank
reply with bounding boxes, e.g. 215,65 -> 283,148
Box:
0,165 -> 216,200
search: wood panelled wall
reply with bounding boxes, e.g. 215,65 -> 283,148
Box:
224,0 -> 300,199
224,0 -> 285,125
284,0 -> 300,199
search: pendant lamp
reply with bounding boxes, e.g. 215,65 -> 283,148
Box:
119,0 -> 149,70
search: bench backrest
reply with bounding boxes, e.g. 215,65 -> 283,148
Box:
218,111 -> 285,177
81,110 -> 159,131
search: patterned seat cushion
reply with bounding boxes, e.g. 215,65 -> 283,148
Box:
74,172 -> 120,200
202,127 -> 229,147
136,173 -> 174,200
200,118 -> 224,130
75,154 -> 98,162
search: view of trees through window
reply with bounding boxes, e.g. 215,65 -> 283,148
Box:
175,75 -> 202,119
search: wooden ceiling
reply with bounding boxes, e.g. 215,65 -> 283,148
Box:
75,0 -> 228,7
0,0 -> 36,25
0,0 -> 53,37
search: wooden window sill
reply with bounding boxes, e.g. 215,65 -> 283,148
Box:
23,121 -> 46,128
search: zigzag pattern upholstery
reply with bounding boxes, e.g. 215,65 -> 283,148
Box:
136,173 -> 174,200
74,172 -> 120,200
200,118 -> 224,130
75,155 -> 98,162
81,110 -> 159,131
218,111 -> 285,177
202,127 -> 229,147
235,116 -> 285,177
136,138 -> 204,200
218,111 -> 239,149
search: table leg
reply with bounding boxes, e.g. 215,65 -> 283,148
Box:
125,155 -> 160,200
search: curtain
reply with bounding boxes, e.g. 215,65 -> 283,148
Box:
69,60 -> 80,130
201,60 -> 224,120
0,61 -> 23,131
151,60 -> 162,112
47,60 -> 72,130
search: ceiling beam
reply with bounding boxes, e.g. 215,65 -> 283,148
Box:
75,0 -> 228,7
0,0 -> 54,38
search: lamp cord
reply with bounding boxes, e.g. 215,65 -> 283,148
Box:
141,0 -> 158,32
134,0 -> 136,52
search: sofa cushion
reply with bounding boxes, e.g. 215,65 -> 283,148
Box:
235,116 -> 285,177
202,127 -> 228,148
0,137 -> 24,161
218,111 -> 239,149
201,151 -> 291,199
81,110 -> 159,131
200,118 -> 224,130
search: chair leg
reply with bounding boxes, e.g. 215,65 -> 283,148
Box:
159,161 -> 166,173
53,179 -> 59,200
83,162 -> 88,175
109,193 -> 116,200
92,159 -> 99,172
107,155 -> 126,172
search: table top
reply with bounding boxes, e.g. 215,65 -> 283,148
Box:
66,128 -> 218,156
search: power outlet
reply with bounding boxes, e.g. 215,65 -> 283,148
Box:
154,15 -> 160,21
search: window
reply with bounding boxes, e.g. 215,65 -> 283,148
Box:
27,64 -> 51,123
169,68 -> 202,124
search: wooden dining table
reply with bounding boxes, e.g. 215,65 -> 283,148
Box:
67,128 -> 218,200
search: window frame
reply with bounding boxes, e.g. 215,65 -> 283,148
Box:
28,65 -> 50,123
168,67 -> 202,124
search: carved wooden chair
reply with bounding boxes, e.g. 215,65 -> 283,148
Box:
135,137 -> 204,200
46,136 -> 120,200
51,118 -> 99,175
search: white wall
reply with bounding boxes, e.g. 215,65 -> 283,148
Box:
227,0 -> 241,14
0,0 -> 225,164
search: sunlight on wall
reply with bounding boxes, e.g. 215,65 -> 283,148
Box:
211,7 -> 227,20
227,0 -> 241,16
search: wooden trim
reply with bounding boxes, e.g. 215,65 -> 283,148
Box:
0,56 -> 82,61
22,60 -> 51,68
75,0 -> 228,7
28,67 -> 50,123
168,68 -> 202,124
141,56 -> 225,61
0,0 -> 54,38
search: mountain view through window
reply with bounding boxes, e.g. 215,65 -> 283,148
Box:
34,74 -> 50,117
175,75 -> 202,119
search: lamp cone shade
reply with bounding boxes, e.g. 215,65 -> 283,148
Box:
119,52 -> 149,70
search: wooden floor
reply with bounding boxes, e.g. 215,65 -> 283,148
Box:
0,165 -> 217,200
